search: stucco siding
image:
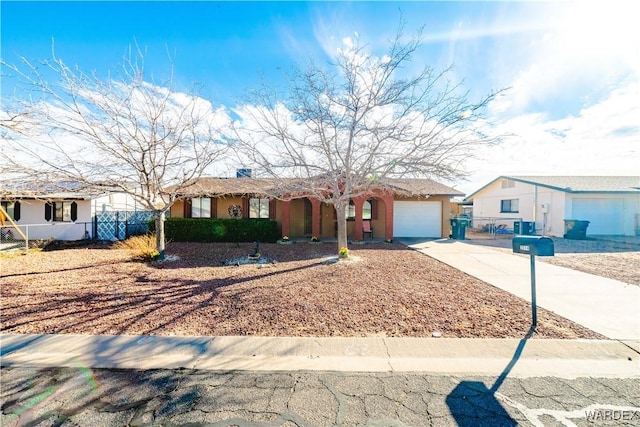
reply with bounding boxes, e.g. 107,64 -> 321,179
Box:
7,199 -> 93,240
470,178 -> 640,236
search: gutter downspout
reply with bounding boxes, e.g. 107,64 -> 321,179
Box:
533,185 -> 538,234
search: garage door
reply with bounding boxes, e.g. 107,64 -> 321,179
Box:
393,201 -> 442,237
572,198 -> 624,235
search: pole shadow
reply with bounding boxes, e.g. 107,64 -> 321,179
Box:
445,327 -> 535,426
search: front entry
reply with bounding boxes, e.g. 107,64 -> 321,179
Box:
303,198 -> 313,236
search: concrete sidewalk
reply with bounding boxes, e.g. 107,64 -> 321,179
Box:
401,239 -> 640,342
1,333 -> 639,378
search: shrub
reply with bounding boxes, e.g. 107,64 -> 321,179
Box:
150,218 -> 279,243
114,234 -> 159,261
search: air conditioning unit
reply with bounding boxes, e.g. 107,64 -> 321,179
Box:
539,203 -> 549,213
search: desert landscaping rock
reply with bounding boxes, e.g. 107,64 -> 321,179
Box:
1,242 -> 603,339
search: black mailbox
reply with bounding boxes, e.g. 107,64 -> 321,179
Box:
512,236 -> 554,256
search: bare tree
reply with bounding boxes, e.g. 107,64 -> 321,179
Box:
1,50 -> 231,258
233,27 -> 505,253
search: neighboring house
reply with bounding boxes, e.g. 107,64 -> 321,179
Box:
0,184 -> 146,241
465,176 -> 640,237
170,176 -> 464,240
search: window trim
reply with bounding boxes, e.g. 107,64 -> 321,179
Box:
191,197 -> 212,218
347,199 -> 374,221
500,199 -> 519,213
249,198 -> 270,219
46,201 -> 78,222
1,201 -> 20,221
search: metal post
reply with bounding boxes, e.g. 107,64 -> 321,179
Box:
25,225 -> 29,254
530,253 -> 537,329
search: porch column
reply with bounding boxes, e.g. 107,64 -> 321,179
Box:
310,198 -> 321,238
281,200 -> 291,238
383,195 -> 394,240
353,197 -> 366,241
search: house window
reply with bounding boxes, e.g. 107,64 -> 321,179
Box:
347,199 -> 373,220
500,199 -> 519,213
347,201 -> 356,219
45,201 -> 78,222
1,201 -> 20,221
362,200 -> 372,220
249,198 -> 270,219
55,202 -> 72,222
501,179 -> 515,189
191,198 -> 211,218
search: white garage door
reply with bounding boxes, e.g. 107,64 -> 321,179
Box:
393,201 -> 442,238
572,198 -> 624,235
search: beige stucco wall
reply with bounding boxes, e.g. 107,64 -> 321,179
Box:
216,196 -> 244,219
174,194 -> 451,239
170,200 -> 185,218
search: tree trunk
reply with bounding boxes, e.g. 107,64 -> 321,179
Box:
154,210 -> 166,260
335,202 -> 348,256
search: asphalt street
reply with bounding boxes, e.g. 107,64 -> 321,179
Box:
2,367 -> 640,426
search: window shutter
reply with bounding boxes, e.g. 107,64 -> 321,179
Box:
242,198 -> 250,219
184,199 -> 192,218
269,199 -> 276,220
371,199 -> 378,220
45,202 -> 52,221
70,202 -> 78,222
14,201 -> 21,221
210,198 -> 217,219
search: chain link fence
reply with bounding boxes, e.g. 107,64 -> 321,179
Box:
466,216 -> 524,239
1,210 -> 154,253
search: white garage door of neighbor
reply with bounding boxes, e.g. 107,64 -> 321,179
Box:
393,201 -> 442,238
572,198 -> 624,235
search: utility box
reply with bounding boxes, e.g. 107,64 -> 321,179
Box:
512,236 -> 554,256
514,221 -> 534,235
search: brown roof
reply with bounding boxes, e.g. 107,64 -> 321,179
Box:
384,178 -> 464,197
177,177 -> 464,198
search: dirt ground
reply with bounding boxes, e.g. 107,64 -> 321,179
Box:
463,232 -> 640,286
1,242 -> 605,339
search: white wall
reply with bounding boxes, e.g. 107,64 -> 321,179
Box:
471,179 -> 570,236
91,192 -> 144,214
472,178 -> 640,236
9,199 -> 93,241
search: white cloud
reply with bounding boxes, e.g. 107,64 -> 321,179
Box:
492,2 -> 640,117
461,80 -> 640,194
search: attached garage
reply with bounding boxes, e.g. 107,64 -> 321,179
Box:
393,201 -> 442,238
572,198 -> 624,235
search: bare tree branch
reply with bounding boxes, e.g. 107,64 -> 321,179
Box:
233,25 -> 507,252
0,48 -> 231,258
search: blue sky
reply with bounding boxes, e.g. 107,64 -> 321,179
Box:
2,1 -> 638,194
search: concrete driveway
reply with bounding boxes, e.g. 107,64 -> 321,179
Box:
398,238 -> 640,343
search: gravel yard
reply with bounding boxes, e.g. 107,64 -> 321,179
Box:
1,242 -> 604,339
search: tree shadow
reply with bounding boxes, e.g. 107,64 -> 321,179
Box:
445,327 -> 535,426
1,366 -> 184,426
1,251 -> 334,337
